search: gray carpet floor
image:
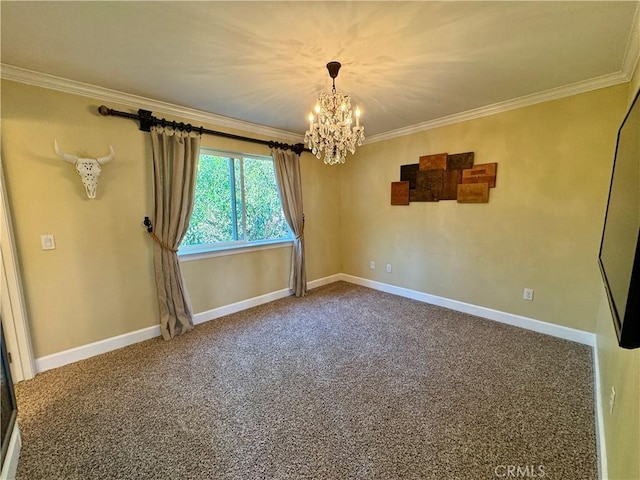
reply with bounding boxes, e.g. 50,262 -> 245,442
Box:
15,282 -> 597,479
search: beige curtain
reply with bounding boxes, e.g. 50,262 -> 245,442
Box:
272,148 -> 307,297
149,125 -> 201,340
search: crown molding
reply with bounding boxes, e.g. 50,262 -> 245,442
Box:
3,33 -> 638,148
0,64 -> 304,143
622,2 -> 640,80
365,70 -> 631,145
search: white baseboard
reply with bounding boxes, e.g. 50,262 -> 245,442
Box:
192,274 -> 342,325
308,273 -> 343,290
34,273 -> 594,372
34,274 -> 343,373
592,338 -> 608,480
0,424 -> 21,480
339,274 -> 595,346
35,325 -> 161,373
193,288 -> 291,325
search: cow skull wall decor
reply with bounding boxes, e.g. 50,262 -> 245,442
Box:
54,140 -> 114,199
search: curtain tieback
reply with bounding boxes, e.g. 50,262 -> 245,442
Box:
148,231 -> 178,253
143,217 -> 179,253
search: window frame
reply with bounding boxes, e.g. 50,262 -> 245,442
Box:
178,148 -> 293,259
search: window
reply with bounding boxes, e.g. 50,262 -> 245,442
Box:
180,149 -> 292,254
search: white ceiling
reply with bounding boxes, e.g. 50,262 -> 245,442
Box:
1,1 -> 639,140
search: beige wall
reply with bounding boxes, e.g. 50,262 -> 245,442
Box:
340,84 -> 628,332
594,67 -> 640,480
596,291 -> 640,479
0,80 -> 341,358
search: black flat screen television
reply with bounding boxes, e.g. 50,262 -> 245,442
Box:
598,89 -> 640,349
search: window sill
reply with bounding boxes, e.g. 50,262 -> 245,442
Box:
178,239 -> 294,262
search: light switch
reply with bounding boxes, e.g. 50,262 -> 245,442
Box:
41,234 -> 56,250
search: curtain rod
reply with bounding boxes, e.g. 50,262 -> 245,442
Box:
97,105 -> 309,156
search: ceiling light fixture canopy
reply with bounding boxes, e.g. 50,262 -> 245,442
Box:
305,61 -> 365,165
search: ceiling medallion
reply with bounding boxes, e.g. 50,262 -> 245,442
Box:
304,61 -> 365,165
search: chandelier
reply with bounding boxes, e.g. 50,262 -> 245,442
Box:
304,61 -> 365,165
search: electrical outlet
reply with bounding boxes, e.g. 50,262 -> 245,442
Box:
609,386 -> 616,415
523,288 -> 534,301
386,264 -> 392,273
370,261 -> 375,269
